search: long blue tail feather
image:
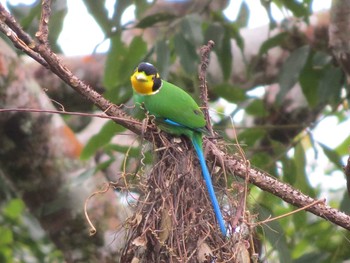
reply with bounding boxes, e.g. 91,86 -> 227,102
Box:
191,134 -> 227,237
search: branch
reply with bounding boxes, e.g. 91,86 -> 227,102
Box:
0,2 -> 144,137
199,40 -> 215,136
209,143 -> 350,231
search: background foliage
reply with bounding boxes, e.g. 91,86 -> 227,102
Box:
0,0 -> 349,262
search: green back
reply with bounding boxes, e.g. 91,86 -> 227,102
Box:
133,80 -> 206,136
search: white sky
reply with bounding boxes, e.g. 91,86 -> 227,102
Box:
1,0 -> 346,192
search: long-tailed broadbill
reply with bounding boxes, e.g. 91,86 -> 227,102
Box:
130,62 -> 227,236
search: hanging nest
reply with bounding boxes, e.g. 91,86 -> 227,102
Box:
120,133 -> 255,263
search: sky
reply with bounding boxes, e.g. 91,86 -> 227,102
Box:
1,0 -> 347,192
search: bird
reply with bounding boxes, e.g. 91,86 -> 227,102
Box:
130,62 -> 227,236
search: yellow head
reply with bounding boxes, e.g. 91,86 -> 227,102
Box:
131,62 -> 162,95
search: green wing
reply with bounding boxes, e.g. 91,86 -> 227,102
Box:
134,80 -> 206,131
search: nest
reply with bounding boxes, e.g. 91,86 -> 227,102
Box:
120,134 -> 253,262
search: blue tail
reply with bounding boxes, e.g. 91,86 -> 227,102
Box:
191,133 -> 227,237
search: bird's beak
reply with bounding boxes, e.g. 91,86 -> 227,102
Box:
135,72 -> 148,82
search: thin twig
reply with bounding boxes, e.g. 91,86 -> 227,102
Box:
0,4 -> 34,46
36,0 -> 51,44
199,40 -> 215,136
0,107 -> 142,125
0,20 -> 48,67
84,183 -> 118,236
253,198 -> 326,227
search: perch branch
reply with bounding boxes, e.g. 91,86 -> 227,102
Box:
216,148 -> 350,231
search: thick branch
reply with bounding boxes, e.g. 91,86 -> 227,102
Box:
209,143 -> 350,231
0,3 -> 144,137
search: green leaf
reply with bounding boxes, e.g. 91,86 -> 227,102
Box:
281,0 -> 310,18
278,45 -> 310,103
204,23 -> 224,47
339,191 -> 350,214
48,2 -> 67,53
103,34 -> 127,88
15,1 -> 41,29
281,156 -> 297,185
299,53 -> 321,107
105,144 -> 153,164
228,23 -> 244,53
112,0 -> 130,27
174,33 -> 198,74
0,227 -> 13,246
134,1 -> 152,19
181,14 -> 203,46
261,0 -> 278,28
236,1 -> 249,28
250,152 -> 273,170
8,1 -> 66,53
292,209 -> 307,229
156,40 -> 170,78
294,252 -> 328,263
294,142 -> 315,196
81,121 -> 126,159
312,51 -> 332,68
318,66 -> 344,106
245,99 -> 267,117
238,128 -> 266,146
96,157 -> 115,171
174,15 -> 203,75
83,0 -> 111,34
318,142 -> 343,170
259,32 -> 288,55
219,27 -> 233,80
257,205 -> 292,263
3,199 -> 24,220
106,144 -> 140,157
335,134 -> 350,156
103,36 -> 147,102
124,36 -> 148,71
135,12 -> 177,28
213,84 -> 246,103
